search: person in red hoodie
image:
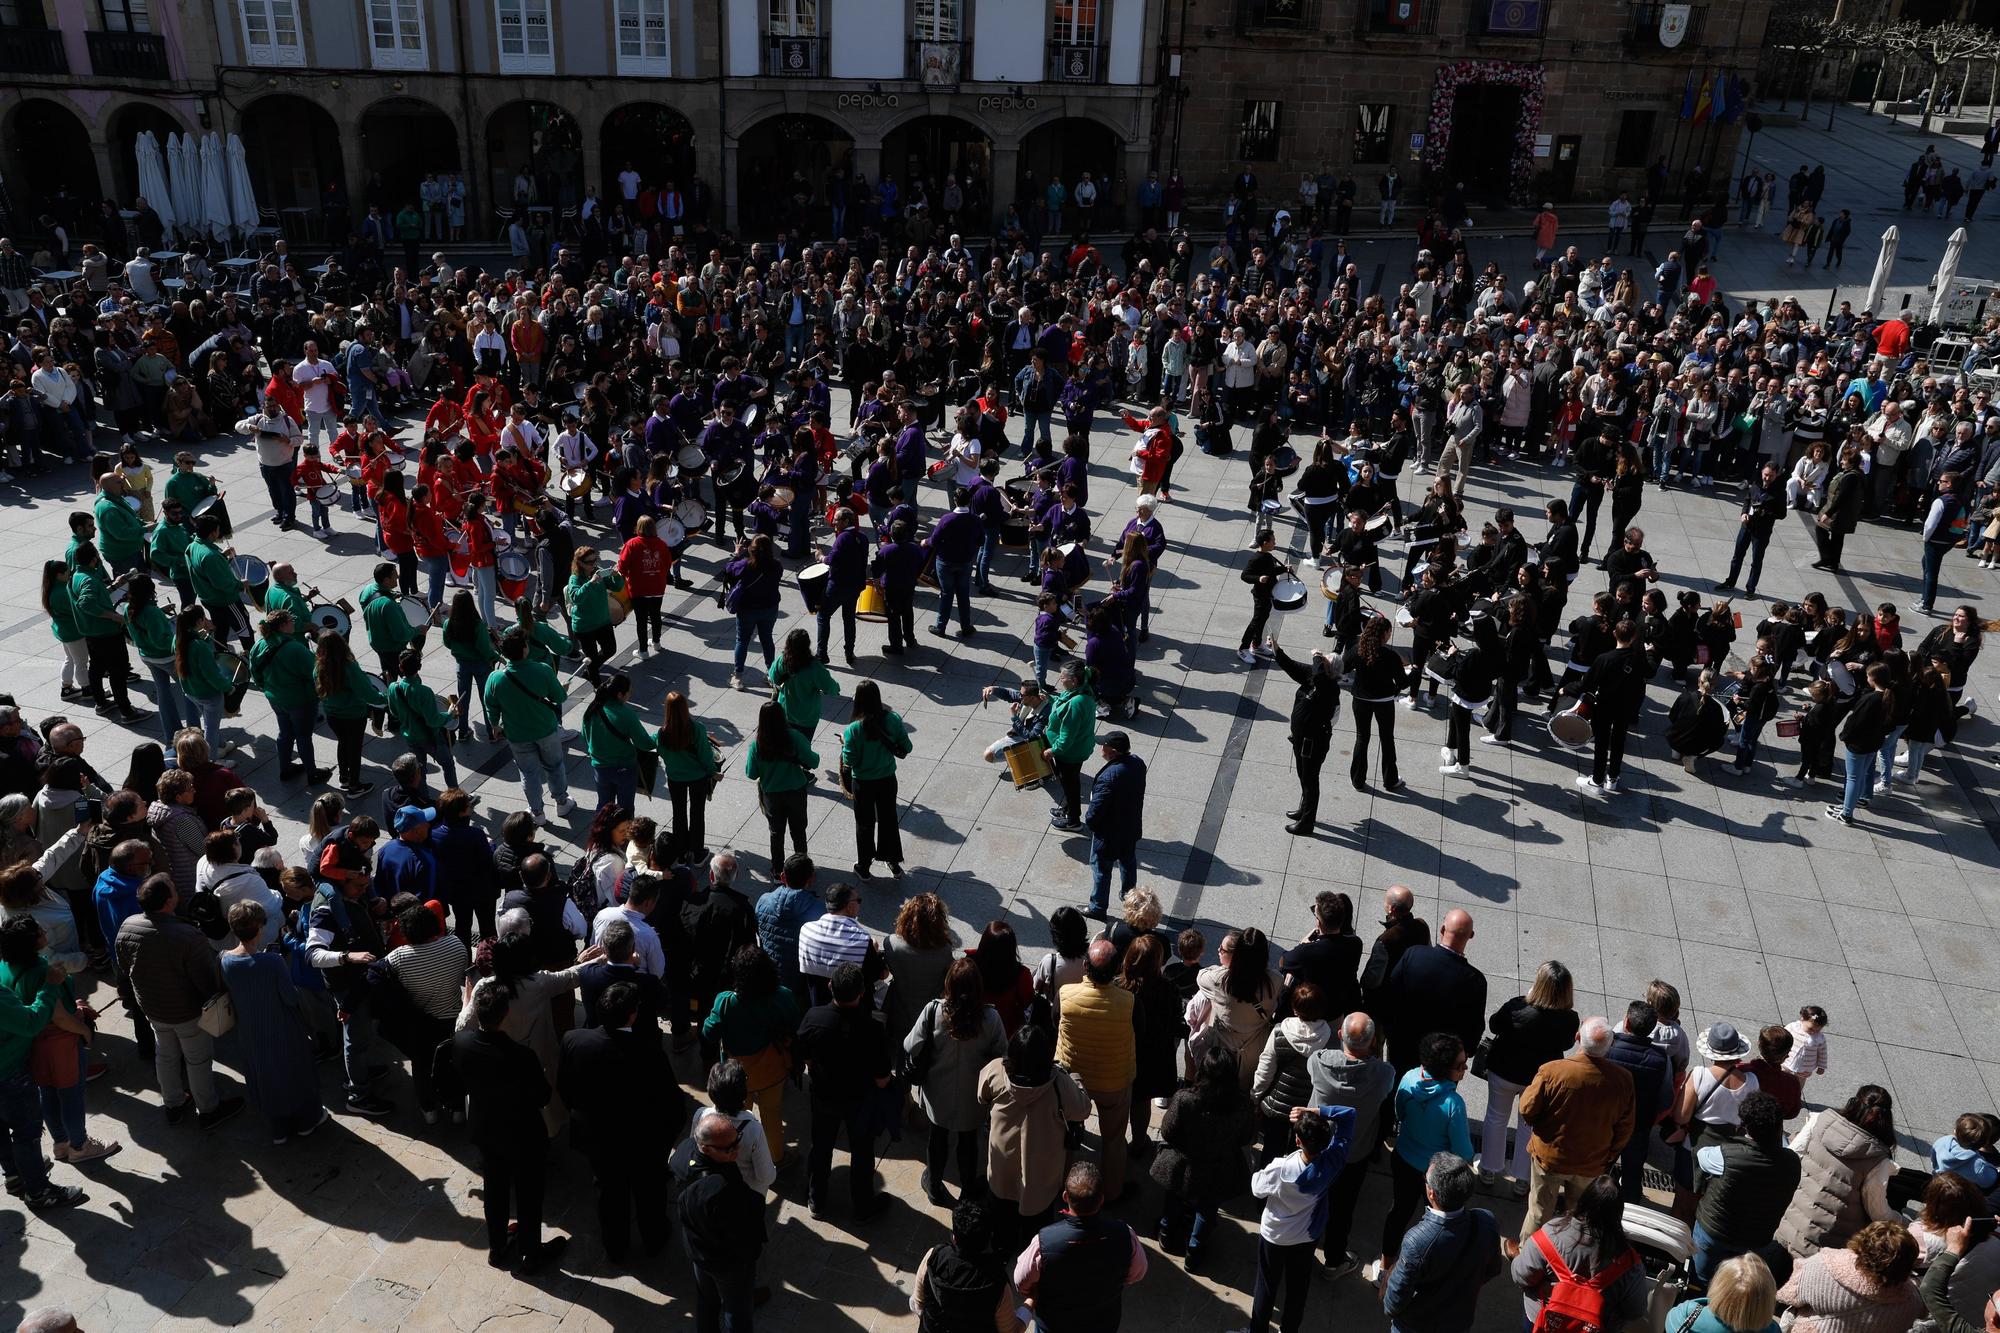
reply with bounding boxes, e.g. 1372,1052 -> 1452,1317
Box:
617,514 -> 675,654
410,482 -> 452,608
462,384 -> 503,462
459,492 -> 499,623
1123,404 -> 1176,501
377,471 -> 417,593
293,442 -> 337,536
263,359 -> 306,425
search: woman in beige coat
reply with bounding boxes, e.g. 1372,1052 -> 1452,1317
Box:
1186,927 -> 1282,1088
977,1022 -> 1089,1240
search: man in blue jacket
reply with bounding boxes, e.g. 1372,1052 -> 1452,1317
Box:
1083,731 -> 1146,918
1382,1152 -> 1501,1333
922,489 -> 984,639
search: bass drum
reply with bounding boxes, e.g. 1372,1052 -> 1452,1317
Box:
1548,696 -> 1594,747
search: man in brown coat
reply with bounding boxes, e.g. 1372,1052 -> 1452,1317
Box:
1516,1016 -> 1634,1242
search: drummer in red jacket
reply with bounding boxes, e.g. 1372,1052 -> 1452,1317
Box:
488,445 -> 547,542
293,443 -> 337,537
617,515 -> 675,655
410,483 -> 452,608
377,472 -> 417,595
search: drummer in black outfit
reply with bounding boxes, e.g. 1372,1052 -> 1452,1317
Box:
1239,528 -> 1288,665
698,399 -> 754,542
1603,527 -> 1660,596
1578,617 -> 1647,795
1266,638 -> 1342,835
1342,613 -> 1408,792
1538,499 -> 1581,612
1329,510 -> 1382,592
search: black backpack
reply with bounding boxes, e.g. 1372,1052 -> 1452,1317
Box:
186,887 -> 229,942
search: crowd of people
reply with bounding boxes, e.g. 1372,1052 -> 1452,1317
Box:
0,137 -> 1994,1333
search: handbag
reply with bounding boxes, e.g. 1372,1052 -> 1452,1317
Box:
898,1000 -> 937,1085
1470,1034 -> 1494,1079
28,1027 -> 81,1089
198,989 -> 237,1038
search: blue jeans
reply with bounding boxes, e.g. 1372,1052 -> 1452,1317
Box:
39,1041 -> 86,1149
1724,525 -> 1770,592
932,560 -> 973,633
308,495 -> 331,530
509,732 -> 570,814
472,565 -> 497,624
733,606 -> 779,674
690,1258 -> 756,1333
1032,642 -> 1052,689
421,555 -> 449,608
1692,1221 -> 1791,1285
1920,541 -> 1949,606
1841,745 -> 1876,818
0,1071 -> 51,1194
144,663 -> 187,745
1022,409 -> 1053,451
350,387 -> 388,432
190,692 -> 224,754
455,660 -> 492,734
47,404 -> 90,462
1649,433 -> 1675,479
276,701 -> 319,771
975,531 -> 998,590
338,1003 -> 377,1100
1875,725 -> 1907,791
785,323 -> 809,361
593,763 -> 638,812
1734,716 -> 1767,770
1089,837 -> 1137,915
261,461 -> 298,526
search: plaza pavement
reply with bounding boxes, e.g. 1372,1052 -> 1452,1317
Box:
5,102 -> 2000,1332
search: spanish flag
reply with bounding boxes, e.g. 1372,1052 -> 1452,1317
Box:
1692,71 -> 1715,126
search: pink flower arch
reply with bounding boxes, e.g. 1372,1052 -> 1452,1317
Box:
1424,59 -> 1548,199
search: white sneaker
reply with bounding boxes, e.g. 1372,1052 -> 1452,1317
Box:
1574,775 -> 1603,795
1603,777 -> 1622,794
1401,697 -> 1420,711
1239,648 -> 1258,665
1151,1096 -> 1170,1110
1439,762 -> 1467,776
553,797 -> 576,817
1478,734 -> 1507,746
1778,775 -> 1804,789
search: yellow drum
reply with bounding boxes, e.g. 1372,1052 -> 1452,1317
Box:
1003,739 -> 1055,790
855,581 -> 889,622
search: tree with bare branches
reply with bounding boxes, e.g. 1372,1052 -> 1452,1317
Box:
1878,19 -> 2000,131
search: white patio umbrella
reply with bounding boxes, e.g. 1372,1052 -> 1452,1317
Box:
199,132 -> 231,244
1929,225 -> 1969,325
133,131 -> 176,241
225,133 -> 259,238
166,133 -> 199,244
1863,225 -> 1900,318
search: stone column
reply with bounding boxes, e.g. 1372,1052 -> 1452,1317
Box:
1121,139 -> 1150,229
988,144 -> 1019,232
721,136 -> 740,230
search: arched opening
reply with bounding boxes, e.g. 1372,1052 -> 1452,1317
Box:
1018,117 -> 1124,236
736,113 -> 853,236
1444,84 -> 1526,204
600,103 -> 697,207
239,93 -> 344,235
486,101 -> 584,220
881,115 -> 992,231
107,103 -> 185,209
359,98 -> 462,218
2,100 -> 101,226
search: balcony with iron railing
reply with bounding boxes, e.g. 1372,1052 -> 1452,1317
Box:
909,35 -> 971,86
88,29 -> 170,78
1627,1 -> 1705,49
0,26 -> 69,75
1046,38 -> 1108,83
763,32 -> 828,76
1357,0 -> 1439,37
1236,0 -> 1322,33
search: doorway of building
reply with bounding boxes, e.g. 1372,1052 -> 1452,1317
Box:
1443,84 -> 1524,204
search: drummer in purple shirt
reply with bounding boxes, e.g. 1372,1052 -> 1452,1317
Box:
966,459 -> 1013,594
698,399 -> 753,520
922,488 -> 984,639
893,401 -> 927,506
815,509 -> 869,664
870,519 -> 925,656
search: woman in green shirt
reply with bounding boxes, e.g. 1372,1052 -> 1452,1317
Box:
43,560 -> 87,702
174,606 -> 236,755
580,672 -> 656,813
564,547 -> 624,688
315,632 -> 385,798
122,575 -> 185,746
768,628 -> 841,733
386,648 -> 458,788
841,680 -> 912,880
658,690 -> 721,865
745,700 -> 818,875
250,611 -> 322,781
0,917 -> 118,1165
442,590 -> 500,744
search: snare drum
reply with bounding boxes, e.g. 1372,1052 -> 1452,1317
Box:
192,495 -> 223,518
1321,568 -> 1345,600
308,482 -> 340,506
1395,606 -> 1414,628
1548,696 -> 1594,747
109,583 -> 130,610
496,551 -> 531,603
124,495 -> 142,512
309,603 -> 352,637
230,555 -> 270,596
561,468 -> 592,497
673,443 -> 708,478
1363,512 -> 1394,539
398,596 -> 432,630
1003,738 -> 1056,790
660,517 -> 687,546
674,497 -> 708,536
772,486 -> 796,509
1272,579 -> 1310,611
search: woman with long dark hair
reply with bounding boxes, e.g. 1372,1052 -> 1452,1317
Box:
564,545 -> 623,689
314,630 -> 384,798
968,921 -> 1036,1036
1512,1174 -> 1645,1328
657,690 -> 720,866
745,700 -> 817,872
1342,613 -> 1408,791
842,680 -> 911,881
702,945 -> 803,1169
1151,1042 -> 1256,1267
725,534 -> 784,689
441,590 -> 500,744
905,956 -> 1006,1207
579,672 -> 655,813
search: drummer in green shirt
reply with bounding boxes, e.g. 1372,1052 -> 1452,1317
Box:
581,672 -> 657,813
360,561 -> 424,676
63,512 -> 96,571
69,543 -> 141,722
163,452 -> 227,536
262,563 -> 315,647
444,591 -> 502,744
386,648 -> 458,788
514,598 -> 574,672
173,605 -> 237,754
315,632 -> 386,798
484,627 -> 574,822
745,700 -> 818,875
840,680 -> 911,880
185,513 -> 250,649
563,547 -> 624,688
121,575 -> 185,744
92,474 -> 147,578
148,497 -> 195,607
43,559 -> 88,703
656,690 -> 721,865
768,628 -> 841,733
248,610 -> 325,783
